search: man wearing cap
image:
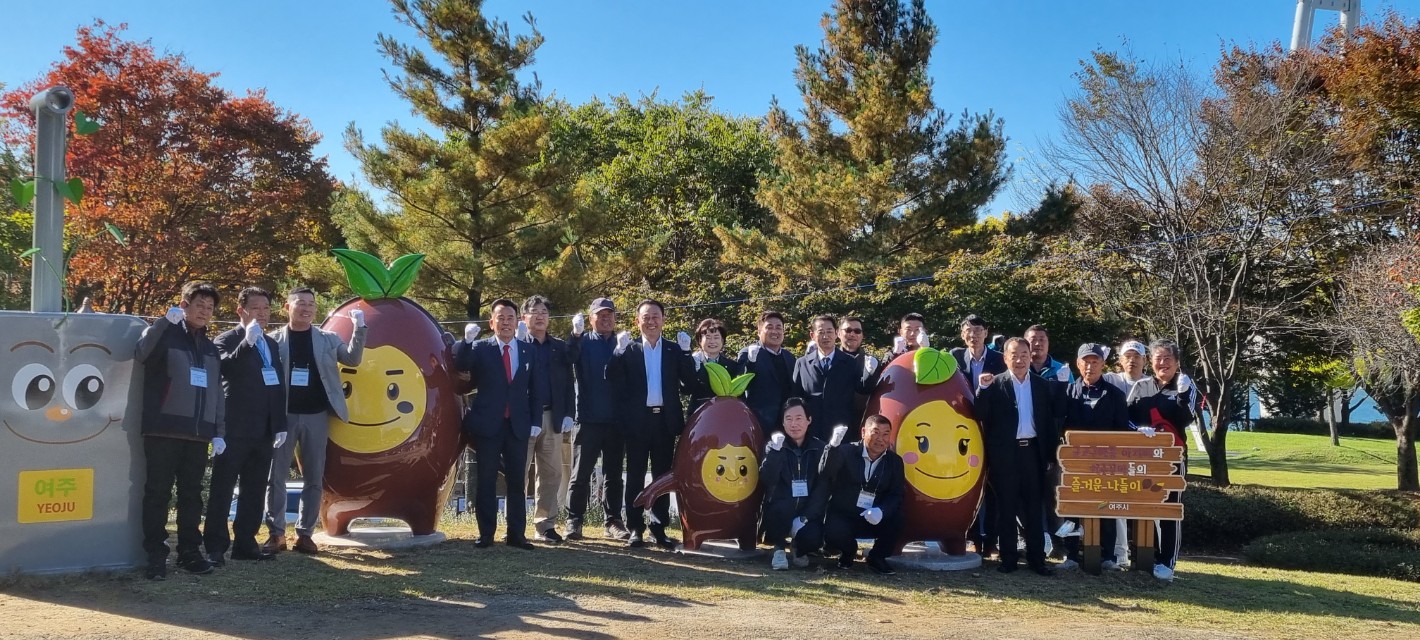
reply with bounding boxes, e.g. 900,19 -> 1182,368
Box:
1055,343 -> 1130,570
565,297 -> 631,541
1105,340 -> 1149,395
974,337 -> 1063,576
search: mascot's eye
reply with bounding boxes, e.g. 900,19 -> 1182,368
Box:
958,437 -> 970,455
62,364 -> 105,411
342,381 -> 352,398
387,383 -> 400,400
915,435 -> 929,453
715,465 -> 725,476
11,362 -> 56,411
739,465 -> 748,477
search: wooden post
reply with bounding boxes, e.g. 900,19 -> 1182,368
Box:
1082,517 -> 1102,574
1134,519 -> 1156,570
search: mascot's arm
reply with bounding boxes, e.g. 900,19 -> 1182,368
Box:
632,473 -> 677,509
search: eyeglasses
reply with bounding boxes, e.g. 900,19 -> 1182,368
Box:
840,328 -> 863,334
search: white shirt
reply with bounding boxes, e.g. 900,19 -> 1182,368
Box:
1010,372 -> 1037,439
493,336 -> 519,377
861,445 -> 883,483
965,346 -> 988,389
643,336 -> 663,407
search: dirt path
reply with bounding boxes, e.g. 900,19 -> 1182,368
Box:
0,591 -> 1248,640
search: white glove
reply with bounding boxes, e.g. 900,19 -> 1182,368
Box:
516,320 -> 530,342
211,437 -> 226,457
864,354 -> 879,373
273,432 -> 287,448
616,331 -> 631,351
561,416 -> 574,431
530,425 -> 543,438
464,323 -> 480,343
692,351 -> 705,371
1177,373 -> 1192,394
830,425 -> 849,446
861,507 -> 883,525
164,306 -> 184,325
747,343 -> 761,363
349,309 -> 365,328
242,319 -> 262,346
916,327 -> 930,349
571,312 -> 585,334
1056,367 -> 1070,382
676,331 -> 692,351
893,336 -> 906,354
769,432 -> 785,450
805,340 -> 816,355
790,517 -> 806,537
1138,426 -> 1157,437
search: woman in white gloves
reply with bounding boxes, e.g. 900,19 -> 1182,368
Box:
758,398 -> 829,571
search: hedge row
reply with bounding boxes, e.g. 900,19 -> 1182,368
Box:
1181,481 -> 1420,552
1250,417 -> 1392,439
1243,528 -> 1420,582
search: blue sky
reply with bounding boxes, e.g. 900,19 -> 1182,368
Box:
3,0 -> 1416,215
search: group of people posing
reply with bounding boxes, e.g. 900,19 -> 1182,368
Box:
134,282 -> 1195,584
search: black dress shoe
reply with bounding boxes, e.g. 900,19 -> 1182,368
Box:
650,531 -> 679,550
627,532 -> 645,548
206,552 -> 226,568
474,537 -> 493,548
997,563 -> 1018,574
505,538 -> 535,550
866,556 -> 896,575
565,523 -> 584,541
175,554 -> 214,575
538,529 -> 564,544
231,548 -> 275,561
1032,565 -> 1055,577
837,554 -> 854,569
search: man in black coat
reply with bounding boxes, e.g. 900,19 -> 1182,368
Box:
951,314 -> 1009,558
205,287 -> 287,567
607,299 -> 696,549
975,337 -> 1063,576
813,415 -> 905,575
793,314 -> 869,442
737,311 -> 797,432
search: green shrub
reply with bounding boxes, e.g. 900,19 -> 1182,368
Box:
1243,528 -> 1420,582
1250,417 -> 1391,439
1182,482 -> 1420,551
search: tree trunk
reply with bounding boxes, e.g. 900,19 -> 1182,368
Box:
1395,413 -> 1418,491
1204,413 -> 1231,486
1326,391 -> 1340,446
1339,387 -> 1355,430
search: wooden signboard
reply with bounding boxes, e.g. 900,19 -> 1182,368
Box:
1055,431 -> 1186,575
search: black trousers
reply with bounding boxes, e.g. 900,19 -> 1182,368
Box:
762,498 -> 824,554
475,419 -> 530,542
624,408 -> 676,533
991,439 -> 1048,569
203,436 -> 273,556
970,482 -> 999,554
141,436 -> 209,558
566,420 -> 625,526
824,508 -> 902,561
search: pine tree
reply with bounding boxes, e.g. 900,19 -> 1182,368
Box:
343,0 -> 577,319
741,0 -> 1009,285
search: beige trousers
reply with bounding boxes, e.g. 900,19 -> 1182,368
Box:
525,409 -> 566,533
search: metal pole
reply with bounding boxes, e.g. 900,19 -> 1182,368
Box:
29,87 -> 74,313
1291,0 -> 1314,51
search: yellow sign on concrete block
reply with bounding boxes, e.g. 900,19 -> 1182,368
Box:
17,469 -> 95,523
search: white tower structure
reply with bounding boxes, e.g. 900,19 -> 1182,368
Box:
1291,0 -> 1360,50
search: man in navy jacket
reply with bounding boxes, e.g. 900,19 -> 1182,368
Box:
737,311 -> 797,432
521,295 -> 575,543
564,297 -> 629,541
454,298 -> 543,549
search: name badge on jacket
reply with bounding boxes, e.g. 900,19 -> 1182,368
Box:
190,367 -> 208,388
291,368 -> 310,387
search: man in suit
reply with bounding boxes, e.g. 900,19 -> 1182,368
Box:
521,295 -> 575,543
813,414 -> 905,575
793,314 -> 868,442
564,298 -> 630,541
608,299 -> 696,549
951,314 -> 1008,558
951,314 -> 1007,394
454,298 -> 543,549
265,287 -> 367,555
206,287 -> 286,567
975,337 -> 1063,576
737,311 -> 797,431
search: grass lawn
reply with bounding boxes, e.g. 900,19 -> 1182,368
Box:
1189,431 -> 1398,490
3,519 -> 1417,640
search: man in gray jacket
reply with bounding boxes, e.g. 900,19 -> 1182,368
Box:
136,281 -> 226,580
264,287 -> 366,554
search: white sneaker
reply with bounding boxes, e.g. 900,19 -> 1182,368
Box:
771,549 -> 789,571
1152,564 -> 1175,582
1101,560 -> 1123,572
1058,558 -> 1080,571
1054,521 -> 1083,538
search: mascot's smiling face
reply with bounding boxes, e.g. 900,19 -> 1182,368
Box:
2,317 -> 132,445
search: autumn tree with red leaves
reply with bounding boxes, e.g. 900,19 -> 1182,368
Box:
2,21 -> 337,313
